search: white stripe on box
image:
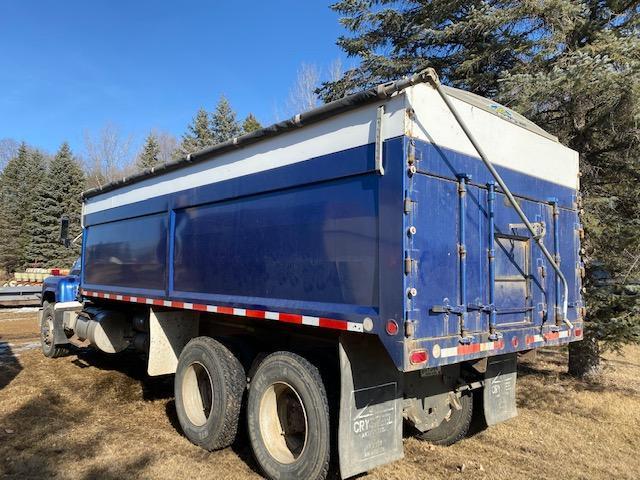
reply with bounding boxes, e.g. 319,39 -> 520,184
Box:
440,347 -> 458,358
84,96 -> 406,215
347,322 -> 364,332
302,316 -> 320,327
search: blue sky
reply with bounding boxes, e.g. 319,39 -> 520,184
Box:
0,1 -> 349,156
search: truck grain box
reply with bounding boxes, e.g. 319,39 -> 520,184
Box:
39,69 -> 584,480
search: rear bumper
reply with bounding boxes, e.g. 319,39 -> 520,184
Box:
404,321 -> 584,371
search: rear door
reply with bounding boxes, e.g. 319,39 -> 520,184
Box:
410,175 -> 550,340
490,193 -> 549,327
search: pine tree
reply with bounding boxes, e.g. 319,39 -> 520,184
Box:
323,1 -> 640,377
176,108 -> 213,158
242,113 -> 262,134
0,143 -> 31,272
26,143 -> 85,268
20,150 -> 48,268
137,133 -> 161,171
211,96 -> 242,144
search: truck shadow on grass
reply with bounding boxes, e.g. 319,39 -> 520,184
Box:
0,341 -> 22,391
0,387 -> 153,479
72,347 -> 174,401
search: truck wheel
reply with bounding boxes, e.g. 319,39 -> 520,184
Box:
174,336 -> 246,450
40,301 -> 68,358
247,351 -> 330,480
415,392 -> 473,446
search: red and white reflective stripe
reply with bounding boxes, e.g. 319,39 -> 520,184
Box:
526,329 -> 570,345
435,339 -> 504,359
81,289 -> 363,333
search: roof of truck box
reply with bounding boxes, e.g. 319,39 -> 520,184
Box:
82,70 -> 558,200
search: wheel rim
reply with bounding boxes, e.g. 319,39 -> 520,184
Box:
182,362 -> 214,427
258,381 -> 308,464
41,314 -> 54,347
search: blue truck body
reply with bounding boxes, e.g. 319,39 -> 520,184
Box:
79,82 -> 584,372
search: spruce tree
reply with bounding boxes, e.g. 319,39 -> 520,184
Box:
211,96 -> 242,144
137,133 -> 161,171
242,113 -> 262,134
176,108 -> 213,158
0,143 -> 31,273
323,1 -> 640,377
20,150 -> 48,268
27,143 -> 85,268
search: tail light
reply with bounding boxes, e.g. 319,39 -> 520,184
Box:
385,319 -> 399,335
409,349 -> 428,365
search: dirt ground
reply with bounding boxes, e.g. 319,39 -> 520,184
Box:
1,310 -> 639,480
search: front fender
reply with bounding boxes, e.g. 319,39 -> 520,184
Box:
42,275 -> 80,304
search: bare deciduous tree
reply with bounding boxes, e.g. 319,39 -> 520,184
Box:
286,63 -> 320,115
154,130 -> 178,164
327,58 -> 343,84
82,123 -> 134,189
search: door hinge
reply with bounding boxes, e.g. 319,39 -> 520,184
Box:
404,257 -> 416,275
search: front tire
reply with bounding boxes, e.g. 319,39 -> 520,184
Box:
40,301 -> 68,358
415,392 -> 473,446
247,351 -> 330,480
174,336 -> 246,451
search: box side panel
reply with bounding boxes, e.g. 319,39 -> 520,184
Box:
81,135 -> 407,364
172,176 -> 380,310
83,213 -> 168,296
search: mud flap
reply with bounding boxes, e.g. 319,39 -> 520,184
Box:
148,308 -> 199,376
338,334 -> 403,479
483,353 -> 518,426
51,302 -> 82,345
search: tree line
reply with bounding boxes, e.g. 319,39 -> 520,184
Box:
0,96 -> 262,274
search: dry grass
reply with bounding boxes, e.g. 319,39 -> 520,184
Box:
1,312 -> 639,480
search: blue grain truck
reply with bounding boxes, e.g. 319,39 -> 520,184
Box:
39,69 -> 584,480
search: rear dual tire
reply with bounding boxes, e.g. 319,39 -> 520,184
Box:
175,342 -> 331,480
247,352 -> 331,480
415,392 -> 473,446
174,337 -> 246,450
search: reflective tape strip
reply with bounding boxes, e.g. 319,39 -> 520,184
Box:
80,289 -> 360,333
527,330 -> 572,345
439,339 -> 504,358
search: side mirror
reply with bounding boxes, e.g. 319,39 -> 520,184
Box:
59,216 -> 70,247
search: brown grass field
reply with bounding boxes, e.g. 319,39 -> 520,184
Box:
1,309 -> 639,480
